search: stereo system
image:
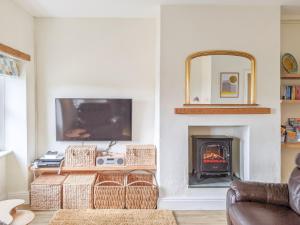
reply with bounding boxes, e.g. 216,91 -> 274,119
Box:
96,155 -> 125,166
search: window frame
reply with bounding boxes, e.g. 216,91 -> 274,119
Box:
0,76 -> 5,151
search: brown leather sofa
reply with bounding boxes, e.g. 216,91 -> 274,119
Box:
227,153 -> 300,225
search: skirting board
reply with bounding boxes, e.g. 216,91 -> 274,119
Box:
158,197 -> 226,210
7,191 -> 29,204
0,193 -> 7,201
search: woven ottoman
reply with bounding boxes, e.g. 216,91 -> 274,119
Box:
63,174 -> 97,209
31,174 -> 67,210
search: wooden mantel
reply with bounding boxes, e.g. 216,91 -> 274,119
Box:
0,43 -> 31,61
175,107 -> 271,114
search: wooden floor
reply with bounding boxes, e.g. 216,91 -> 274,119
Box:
24,208 -> 226,225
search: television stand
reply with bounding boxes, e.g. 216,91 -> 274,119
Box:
30,165 -> 156,179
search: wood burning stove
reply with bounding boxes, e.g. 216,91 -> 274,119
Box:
192,135 -> 233,180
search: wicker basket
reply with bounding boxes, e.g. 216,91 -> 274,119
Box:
65,145 -> 97,167
94,173 -> 125,209
126,145 -> 156,166
63,174 -> 97,209
125,170 -> 158,209
31,174 -> 67,210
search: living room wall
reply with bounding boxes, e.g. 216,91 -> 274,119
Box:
159,5 -> 281,209
35,18 -> 157,156
0,0 -> 35,200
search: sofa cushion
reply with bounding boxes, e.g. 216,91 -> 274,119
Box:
289,167 -> 300,215
230,180 -> 289,207
229,202 -> 300,225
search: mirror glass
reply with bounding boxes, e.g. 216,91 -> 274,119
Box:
189,54 -> 253,104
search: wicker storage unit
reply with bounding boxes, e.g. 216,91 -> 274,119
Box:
65,145 -> 97,167
63,174 -> 97,209
94,173 -> 125,209
126,145 -> 156,166
125,170 -> 158,209
31,174 -> 67,210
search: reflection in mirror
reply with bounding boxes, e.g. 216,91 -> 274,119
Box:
189,54 -> 253,104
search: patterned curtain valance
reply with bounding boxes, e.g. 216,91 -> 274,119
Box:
0,54 -> 19,76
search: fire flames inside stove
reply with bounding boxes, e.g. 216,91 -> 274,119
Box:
203,145 -> 226,164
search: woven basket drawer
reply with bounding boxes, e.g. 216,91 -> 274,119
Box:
31,174 -> 67,210
125,171 -> 158,209
65,145 -> 97,167
126,145 -> 156,166
94,173 -> 125,209
63,174 -> 97,209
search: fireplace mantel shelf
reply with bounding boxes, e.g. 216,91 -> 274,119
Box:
175,107 -> 271,114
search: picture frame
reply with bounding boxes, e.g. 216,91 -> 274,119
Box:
220,72 -> 239,98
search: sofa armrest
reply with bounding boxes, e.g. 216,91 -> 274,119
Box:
226,189 -> 237,225
230,180 -> 289,207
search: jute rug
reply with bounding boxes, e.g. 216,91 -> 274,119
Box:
49,209 -> 178,225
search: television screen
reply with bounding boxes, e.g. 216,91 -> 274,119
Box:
55,98 -> 132,141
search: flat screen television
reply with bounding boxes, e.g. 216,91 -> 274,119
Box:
55,98 -> 132,141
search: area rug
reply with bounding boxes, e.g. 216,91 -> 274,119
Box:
49,209 -> 178,225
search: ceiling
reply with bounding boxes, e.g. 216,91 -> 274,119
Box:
13,0 -> 300,18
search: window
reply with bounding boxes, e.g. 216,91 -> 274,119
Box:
0,76 -> 4,150
0,54 -> 21,151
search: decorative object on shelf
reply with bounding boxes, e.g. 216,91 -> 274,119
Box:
31,174 -> 67,210
32,151 -> 64,169
94,173 -> 125,209
281,126 -> 286,143
220,72 -> 239,98
125,170 -> 158,209
282,118 -> 300,144
96,152 -> 125,167
65,145 -> 97,167
63,174 -> 97,209
281,85 -> 300,100
126,145 -> 156,166
103,140 -> 117,152
185,50 -> 256,105
193,96 -> 200,102
282,53 -> 298,73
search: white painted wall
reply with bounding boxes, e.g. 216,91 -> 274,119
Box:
159,5 -> 281,209
35,18 -> 156,155
0,0 -> 35,201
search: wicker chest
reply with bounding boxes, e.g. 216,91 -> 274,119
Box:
126,145 -> 156,166
31,174 -> 67,210
65,145 -> 97,167
63,174 -> 97,209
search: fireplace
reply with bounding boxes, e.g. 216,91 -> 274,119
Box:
192,135 -> 233,180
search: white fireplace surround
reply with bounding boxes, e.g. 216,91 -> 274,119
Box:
158,125 -> 253,210
159,125 -> 250,210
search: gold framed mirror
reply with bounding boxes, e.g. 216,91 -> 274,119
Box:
185,50 -> 256,105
